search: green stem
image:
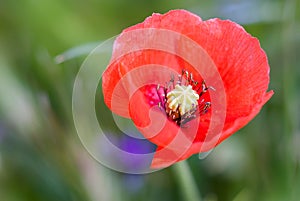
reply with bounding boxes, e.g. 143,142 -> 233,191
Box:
173,161 -> 202,201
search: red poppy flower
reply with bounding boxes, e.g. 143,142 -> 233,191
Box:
102,9 -> 273,169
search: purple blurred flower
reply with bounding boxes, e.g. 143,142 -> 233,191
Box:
117,135 -> 156,171
98,131 -> 156,172
98,132 -> 156,192
117,134 -> 155,192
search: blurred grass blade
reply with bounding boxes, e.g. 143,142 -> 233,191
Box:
54,41 -> 101,64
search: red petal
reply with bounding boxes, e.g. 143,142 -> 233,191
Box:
103,49 -> 205,118
124,9 -> 202,32
102,59 -> 129,117
128,87 -> 179,146
191,18 -> 273,126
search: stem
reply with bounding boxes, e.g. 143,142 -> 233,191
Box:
172,160 -> 202,201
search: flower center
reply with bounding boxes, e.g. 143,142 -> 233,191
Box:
145,70 -> 213,126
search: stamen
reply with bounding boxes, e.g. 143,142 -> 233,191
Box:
177,74 -> 182,85
199,102 -> 211,115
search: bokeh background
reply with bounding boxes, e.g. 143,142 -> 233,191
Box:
0,0 -> 299,201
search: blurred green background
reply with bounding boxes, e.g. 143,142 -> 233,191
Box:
0,0 -> 299,201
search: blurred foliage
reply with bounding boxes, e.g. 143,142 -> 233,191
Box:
0,0 -> 299,201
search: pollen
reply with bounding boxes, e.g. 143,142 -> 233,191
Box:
166,84 -> 199,116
